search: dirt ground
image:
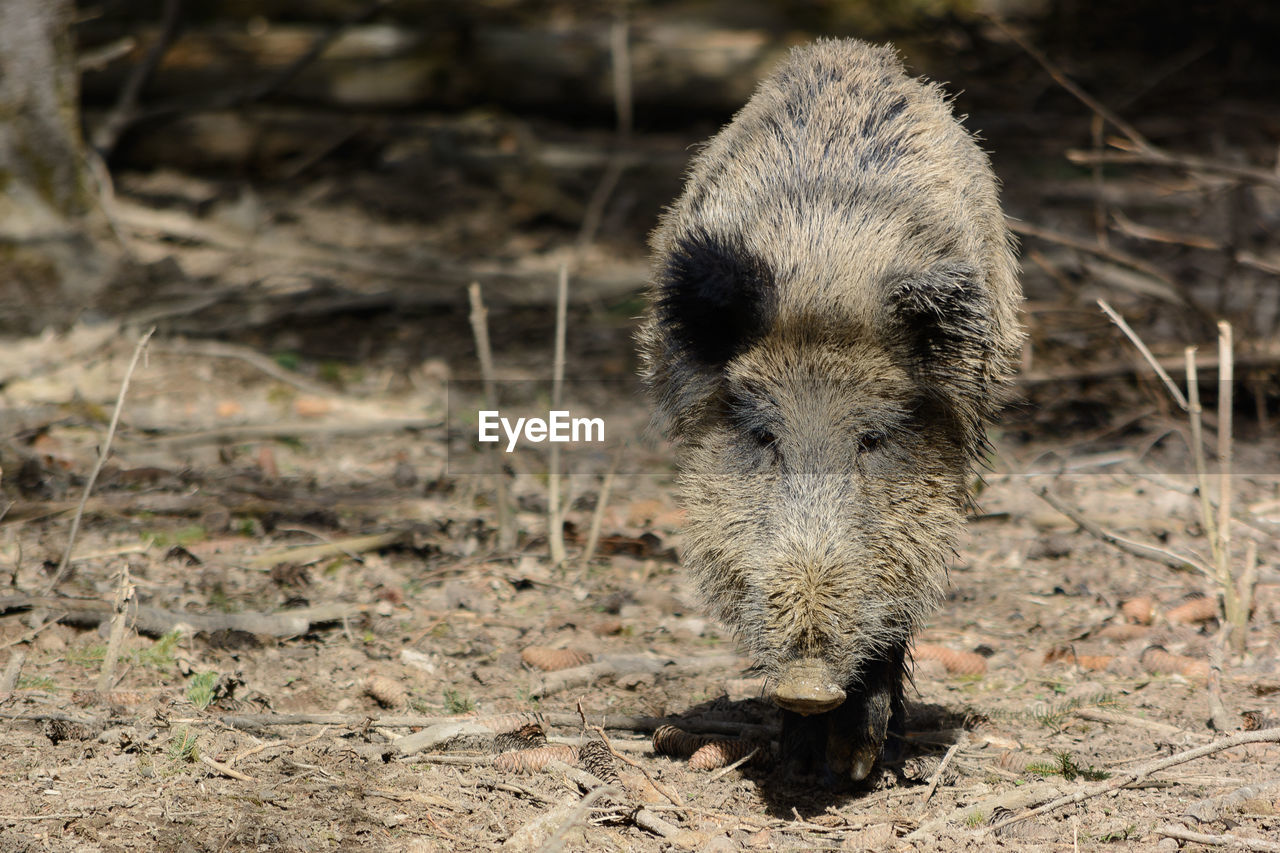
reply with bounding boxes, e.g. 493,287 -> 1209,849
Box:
2,313 -> 1279,852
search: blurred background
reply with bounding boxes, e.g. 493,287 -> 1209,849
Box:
2,0 -> 1279,435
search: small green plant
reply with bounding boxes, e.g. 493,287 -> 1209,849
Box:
186,671 -> 218,711
273,351 -> 301,371
443,688 -> 474,714
66,644 -> 107,667
17,675 -> 55,690
1027,751 -> 1110,781
145,525 -> 207,547
136,630 -> 182,669
168,727 -> 199,762
964,810 -> 986,828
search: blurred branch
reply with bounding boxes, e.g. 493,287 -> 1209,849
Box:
91,0 -> 184,156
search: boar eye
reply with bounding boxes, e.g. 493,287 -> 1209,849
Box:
749,427 -> 777,449
857,432 -> 885,455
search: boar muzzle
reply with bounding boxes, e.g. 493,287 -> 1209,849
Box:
770,657 -> 847,714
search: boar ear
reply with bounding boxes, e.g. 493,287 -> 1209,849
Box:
887,261 -> 997,412
656,229 -> 776,369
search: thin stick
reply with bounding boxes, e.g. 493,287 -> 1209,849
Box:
91,0 -> 184,154
95,564 -> 134,694
46,327 -> 154,592
576,12 -> 633,251
706,746 -> 761,782
548,263 -> 570,566
1156,825 -> 1280,852
987,16 -> 1154,154
987,727 -> 1280,833
1217,321 -> 1241,649
579,445 -> 624,568
1097,300 -> 1188,409
1034,486 -> 1210,574
199,754 -> 256,783
467,282 -> 514,551
1090,114 -> 1108,248
920,743 -> 960,806
1065,147 -> 1280,190
1187,347 -> 1222,571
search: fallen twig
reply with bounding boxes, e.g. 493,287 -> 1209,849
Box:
153,339 -> 338,397
1156,825 -> 1280,852
0,595 -> 368,639
987,728 -> 1280,833
1034,486 -> 1210,574
47,328 -> 154,592
244,531 -> 405,569
920,743 -> 961,807
1097,299 -> 1188,408
130,417 -> 440,449
1065,147 -> 1280,190
199,753 -> 256,782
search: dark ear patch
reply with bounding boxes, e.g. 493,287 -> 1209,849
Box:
657,230 -> 776,368
887,261 -> 995,400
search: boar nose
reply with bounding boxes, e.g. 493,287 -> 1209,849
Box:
771,657 -> 846,714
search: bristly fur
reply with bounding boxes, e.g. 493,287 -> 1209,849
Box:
637,39 -> 1023,780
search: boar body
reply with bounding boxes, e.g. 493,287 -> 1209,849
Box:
638,39 -> 1022,783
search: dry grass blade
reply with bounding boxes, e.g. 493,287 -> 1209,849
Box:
1097,299 -> 1189,409
47,327 -> 154,592
467,281 -> 514,551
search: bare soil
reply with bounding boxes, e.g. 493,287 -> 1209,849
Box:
2,320 -> 1279,852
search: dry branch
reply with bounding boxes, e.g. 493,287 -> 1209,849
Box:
1034,486 -> 1209,574
0,595 -> 368,638
987,728 -> 1280,833
244,531 -> 405,569
1156,825 -> 1280,852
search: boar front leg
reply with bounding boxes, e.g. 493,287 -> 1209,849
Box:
780,642 -> 907,784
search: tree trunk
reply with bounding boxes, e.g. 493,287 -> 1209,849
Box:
0,0 -> 123,332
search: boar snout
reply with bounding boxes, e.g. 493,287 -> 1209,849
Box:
771,657 -> 846,714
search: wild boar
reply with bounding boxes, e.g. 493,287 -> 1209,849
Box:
637,38 -> 1022,782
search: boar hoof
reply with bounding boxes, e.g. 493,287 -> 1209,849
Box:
848,748 -> 877,783
771,658 -> 846,715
